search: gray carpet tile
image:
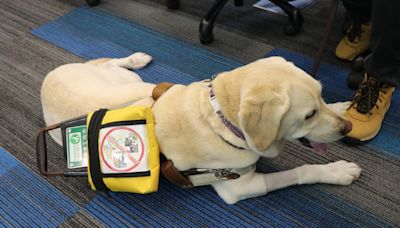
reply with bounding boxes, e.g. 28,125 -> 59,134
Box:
0,0 -> 94,207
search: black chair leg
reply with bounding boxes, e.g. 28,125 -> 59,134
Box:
269,0 -> 304,36
199,0 -> 229,44
167,0 -> 180,10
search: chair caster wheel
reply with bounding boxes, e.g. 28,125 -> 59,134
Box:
166,0 -> 180,9
283,24 -> 300,36
200,32 -> 214,45
199,19 -> 214,45
86,0 -> 100,6
283,10 -> 303,36
347,71 -> 364,90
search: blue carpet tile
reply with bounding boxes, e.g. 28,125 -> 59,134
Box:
0,147 -> 79,226
83,178 -> 390,227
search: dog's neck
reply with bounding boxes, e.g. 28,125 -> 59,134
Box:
200,74 -> 248,150
211,73 -> 243,126
208,81 -> 245,141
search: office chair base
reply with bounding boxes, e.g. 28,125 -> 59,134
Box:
199,0 -> 305,44
283,22 -> 301,36
167,0 -> 180,10
86,0 -> 100,6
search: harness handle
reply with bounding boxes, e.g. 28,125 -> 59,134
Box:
36,119 -> 87,177
36,123 -> 64,176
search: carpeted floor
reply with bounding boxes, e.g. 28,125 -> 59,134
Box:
1,0 -> 399,226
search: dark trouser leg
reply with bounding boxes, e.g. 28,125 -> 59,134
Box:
364,0 -> 400,87
342,0 -> 372,24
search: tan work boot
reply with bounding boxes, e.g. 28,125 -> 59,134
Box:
335,23 -> 371,61
344,74 -> 395,143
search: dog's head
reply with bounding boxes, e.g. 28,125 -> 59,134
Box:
219,57 -> 351,157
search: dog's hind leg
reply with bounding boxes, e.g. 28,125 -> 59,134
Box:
87,52 -> 152,70
212,160 -> 361,204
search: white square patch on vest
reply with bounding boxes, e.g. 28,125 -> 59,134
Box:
98,124 -> 149,174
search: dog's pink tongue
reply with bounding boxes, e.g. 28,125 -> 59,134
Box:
309,141 -> 328,154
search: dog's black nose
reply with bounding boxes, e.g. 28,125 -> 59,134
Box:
340,120 -> 353,135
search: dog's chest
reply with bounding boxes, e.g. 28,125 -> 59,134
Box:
205,145 -> 260,168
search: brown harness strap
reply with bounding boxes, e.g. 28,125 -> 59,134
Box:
152,82 -> 195,189
152,82 -> 175,101
161,160 -> 194,189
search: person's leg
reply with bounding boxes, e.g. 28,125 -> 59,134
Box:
336,0 -> 372,61
344,0 -> 400,143
342,0 -> 372,24
365,0 -> 400,86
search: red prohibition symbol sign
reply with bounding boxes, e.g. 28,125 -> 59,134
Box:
100,126 -> 145,172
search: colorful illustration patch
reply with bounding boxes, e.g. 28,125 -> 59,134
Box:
99,125 -> 149,174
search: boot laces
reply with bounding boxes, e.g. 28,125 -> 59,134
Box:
347,23 -> 362,43
348,77 -> 386,115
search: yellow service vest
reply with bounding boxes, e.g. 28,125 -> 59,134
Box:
86,106 -> 159,194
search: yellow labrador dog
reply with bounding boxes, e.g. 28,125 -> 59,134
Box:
41,52 -> 362,204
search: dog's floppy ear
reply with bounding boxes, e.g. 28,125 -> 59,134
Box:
238,84 -> 290,153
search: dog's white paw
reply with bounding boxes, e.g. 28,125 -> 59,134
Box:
327,101 -> 352,116
321,160 -> 362,185
297,160 -> 362,185
128,52 -> 152,69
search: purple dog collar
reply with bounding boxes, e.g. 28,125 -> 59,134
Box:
208,82 -> 246,141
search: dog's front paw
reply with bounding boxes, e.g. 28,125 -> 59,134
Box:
322,160 -> 362,185
128,52 -> 152,69
297,160 -> 362,185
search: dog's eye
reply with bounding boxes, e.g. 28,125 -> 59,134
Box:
305,109 -> 317,120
